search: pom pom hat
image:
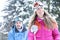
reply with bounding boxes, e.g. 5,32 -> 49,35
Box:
34,1 -> 44,7
33,1 -> 44,11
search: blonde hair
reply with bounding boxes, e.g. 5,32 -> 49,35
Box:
28,10 -> 58,30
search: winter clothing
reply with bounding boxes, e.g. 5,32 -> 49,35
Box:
8,24 -> 28,40
30,25 -> 38,34
28,17 -> 60,40
34,2 -> 44,7
14,17 -> 23,22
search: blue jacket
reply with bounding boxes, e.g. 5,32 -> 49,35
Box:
8,25 -> 28,40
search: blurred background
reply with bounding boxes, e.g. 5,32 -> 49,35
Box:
0,0 -> 60,40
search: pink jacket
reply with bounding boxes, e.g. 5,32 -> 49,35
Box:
28,17 -> 60,40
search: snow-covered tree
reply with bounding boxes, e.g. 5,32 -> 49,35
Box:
1,0 -> 35,31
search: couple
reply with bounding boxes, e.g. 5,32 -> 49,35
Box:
8,1 -> 60,40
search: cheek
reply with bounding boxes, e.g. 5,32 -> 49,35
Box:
36,10 -> 40,13
36,11 -> 44,16
39,9 -> 44,12
16,24 -> 21,29
38,9 -> 44,13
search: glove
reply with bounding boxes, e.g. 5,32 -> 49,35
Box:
31,25 -> 38,34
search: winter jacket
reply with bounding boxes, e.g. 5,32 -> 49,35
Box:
8,24 -> 28,40
28,17 -> 60,40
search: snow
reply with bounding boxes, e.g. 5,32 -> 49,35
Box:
0,12 -> 9,16
0,17 -> 4,23
23,18 -> 29,24
19,11 -> 29,16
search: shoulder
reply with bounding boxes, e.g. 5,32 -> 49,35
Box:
22,30 -> 28,36
8,28 -> 15,35
22,24 -> 27,32
25,30 -> 28,33
24,30 -> 28,37
23,29 -> 28,33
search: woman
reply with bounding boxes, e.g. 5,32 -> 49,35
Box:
8,17 -> 28,40
28,1 -> 60,40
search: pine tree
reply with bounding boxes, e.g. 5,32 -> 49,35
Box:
2,0 -> 34,31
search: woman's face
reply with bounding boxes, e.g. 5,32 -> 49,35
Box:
15,21 -> 22,29
35,5 -> 44,18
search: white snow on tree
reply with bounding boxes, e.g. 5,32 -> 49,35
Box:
1,0 -> 36,31
0,0 -> 47,31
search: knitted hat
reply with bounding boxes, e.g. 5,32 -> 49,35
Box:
33,1 -> 44,12
34,1 -> 44,7
14,17 -> 23,22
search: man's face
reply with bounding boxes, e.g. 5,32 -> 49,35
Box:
15,21 -> 22,29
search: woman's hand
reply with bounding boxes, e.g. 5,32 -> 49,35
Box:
31,25 -> 38,34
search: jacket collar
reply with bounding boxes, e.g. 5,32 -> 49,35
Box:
36,16 -> 44,22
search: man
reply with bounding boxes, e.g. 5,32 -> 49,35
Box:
8,17 -> 28,40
